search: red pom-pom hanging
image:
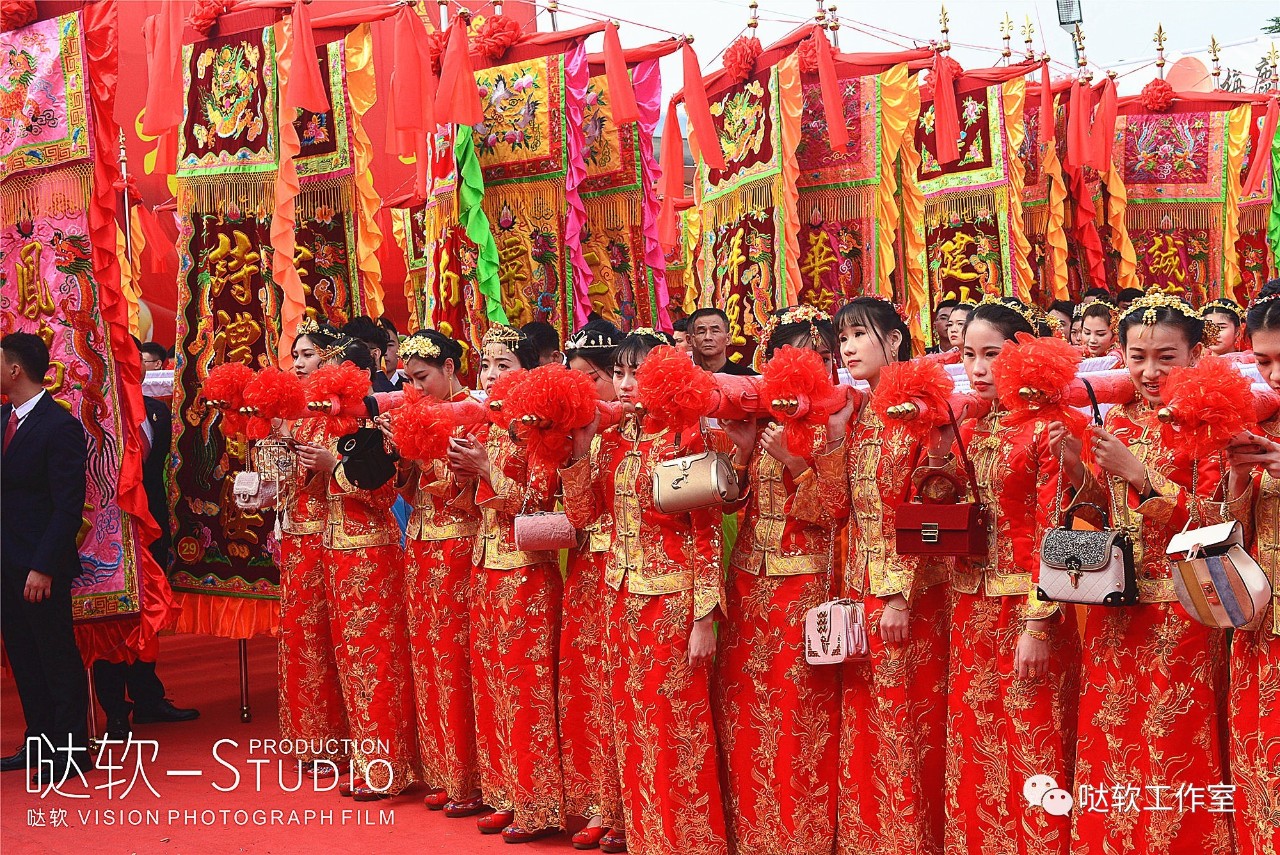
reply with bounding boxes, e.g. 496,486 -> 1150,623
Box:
505,364 -> 599,473
1160,356 -> 1257,459
795,36 -> 820,75
242,367 -> 307,440
187,0 -> 227,35
1140,78 -> 1176,113
201,362 -> 255,436
1,0 -> 38,31
760,346 -> 846,455
991,333 -> 1086,433
722,36 -> 763,84
426,30 -> 450,75
471,14 -> 523,63
391,387 -> 452,462
637,346 -> 716,433
870,357 -> 955,441
921,56 -> 963,98
305,362 -> 371,435
484,369 -> 525,424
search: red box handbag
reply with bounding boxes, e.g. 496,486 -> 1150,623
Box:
894,406 -> 988,559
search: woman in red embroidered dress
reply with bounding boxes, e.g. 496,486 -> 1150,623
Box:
561,331 -> 728,855
813,297 -> 952,855
447,325 -> 565,843
1225,282 -> 1280,855
277,321 -> 350,775
560,319 -> 624,851
292,330 -> 417,800
713,307 -> 841,855
382,330 -> 485,815
1063,292 -> 1232,854
945,298 -> 1080,855
1079,301 -> 1121,361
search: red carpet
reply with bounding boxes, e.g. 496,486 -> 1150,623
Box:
1,633 -> 578,853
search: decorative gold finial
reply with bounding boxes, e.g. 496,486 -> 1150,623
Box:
1268,42 -> 1279,81
1021,16 -> 1036,60
1000,12 -> 1013,59
815,0 -> 826,29
939,5 -> 950,52
1154,23 -> 1168,77
1209,35 -> 1222,83
828,5 -> 840,48
748,0 -> 758,30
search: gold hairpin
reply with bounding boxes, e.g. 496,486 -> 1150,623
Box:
296,316 -> 321,336
565,329 -> 620,351
1120,289 -> 1218,347
401,335 -> 442,361
1203,298 -> 1245,323
977,294 -> 1040,329
482,325 -> 523,348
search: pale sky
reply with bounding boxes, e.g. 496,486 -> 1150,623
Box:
535,0 -> 1279,95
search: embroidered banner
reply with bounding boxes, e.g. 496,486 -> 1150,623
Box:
1113,109 -> 1231,303
294,205 -> 362,326
293,42 -> 353,183
1234,104 -> 1274,304
472,50 -> 586,340
796,71 -> 878,310
0,211 -> 137,622
0,13 -> 92,182
169,210 -> 281,600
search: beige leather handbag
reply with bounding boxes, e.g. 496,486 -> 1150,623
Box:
1168,520 -> 1272,630
652,449 -> 740,514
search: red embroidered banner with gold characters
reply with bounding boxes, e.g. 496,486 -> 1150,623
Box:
697,57 -> 802,368
1020,80 -> 1070,304
1234,102 -> 1275,304
1109,94 -> 1256,303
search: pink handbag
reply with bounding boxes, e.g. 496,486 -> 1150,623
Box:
803,599 -> 869,665
513,512 -> 578,552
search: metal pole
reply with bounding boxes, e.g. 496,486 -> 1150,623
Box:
119,129 -> 135,275
239,640 -> 252,723
548,0 -> 560,32
86,667 -> 100,745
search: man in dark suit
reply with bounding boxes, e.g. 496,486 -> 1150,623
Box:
90,339 -> 198,740
0,333 -> 90,782
687,307 -> 759,375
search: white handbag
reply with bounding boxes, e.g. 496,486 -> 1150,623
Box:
1038,502 -> 1138,606
233,438 -> 294,511
803,599 -> 869,665
1168,520 -> 1272,630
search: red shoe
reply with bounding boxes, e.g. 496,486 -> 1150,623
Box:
600,829 -> 627,854
300,760 -> 338,777
501,823 -> 559,844
352,785 -> 392,802
477,810 -> 515,834
443,794 -> 487,818
337,778 -> 365,798
572,825 -> 605,849
423,789 -> 450,810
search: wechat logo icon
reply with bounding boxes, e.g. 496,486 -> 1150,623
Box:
1024,774 -> 1074,816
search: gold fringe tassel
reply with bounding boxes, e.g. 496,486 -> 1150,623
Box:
797,185 -> 876,226
584,190 -> 643,233
923,187 -> 1002,229
1124,202 -> 1223,232
702,176 -> 777,232
296,178 -> 355,221
1240,200 -> 1270,234
176,173 -> 278,217
1023,203 -> 1051,237
0,161 -> 95,226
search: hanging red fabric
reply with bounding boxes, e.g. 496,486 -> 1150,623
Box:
437,21 -> 483,127
283,0 -> 328,113
1244,96 -> 1279,197
1038,61 -> 1054,169
141,1 -> 186,137
1065,79 -> 1090,170
1087,77 -> 1117,173
931,51 -> 959,163
603,22 -> 640,125
658,102 -> 684,250
681,42 -> 725,171
814,32 -> 850,152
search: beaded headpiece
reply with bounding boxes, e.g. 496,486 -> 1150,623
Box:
1081,299 -> 1120,331
482,325 -> 524,349
1249,291 -> 1280,313
762,304 -> 831,347
296,316 -> 321,337
564,326 -> 622,352
628,327 -> 675,346
1119,289 -> 1219,347
400,334 -> 442,361
1203,298 -> 1245,323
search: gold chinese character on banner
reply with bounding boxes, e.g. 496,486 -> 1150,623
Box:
207,231 -> 261,305
213,310 -> 263,365
16,242 -> 55,320
1148,233 -> 1188,284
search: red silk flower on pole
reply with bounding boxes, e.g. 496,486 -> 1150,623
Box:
504,364 -> 600,472
390,387 -> 452,462
761,346 -> 847,454
991,333 -> 1086,433
870,357 -> 956,441
305,362 -> 372,435
637,345 -> 716,433
242,367 -> 308,440
1159,356 -> 1257,459
201,362 -> 256,436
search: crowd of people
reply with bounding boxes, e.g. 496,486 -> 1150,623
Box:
4,278 -> 1280,855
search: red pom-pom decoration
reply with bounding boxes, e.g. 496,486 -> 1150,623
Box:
796,36 -> 820,75
426,29 -> 450,75
471,14 -> 523,63
870,357 -> 956,441
484,369 -> 525,423
722,36 -> 763,84
1160,356 -> 1257,459
201,362 -> 255,436
1140,78 -> 1176,113
1,0 -> 38,31
921,56 -> 963,98
391,387 -> 451,462
761,346 -> 846,455
242,367 -> 307,440
505,364 -> 599,472
991,333 -> 1086,432
187,0 -> 227,35
305,362 -> 371,435
637,346 -> 716,432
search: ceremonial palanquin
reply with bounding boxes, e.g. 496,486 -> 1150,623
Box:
0,12 -> 143,633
